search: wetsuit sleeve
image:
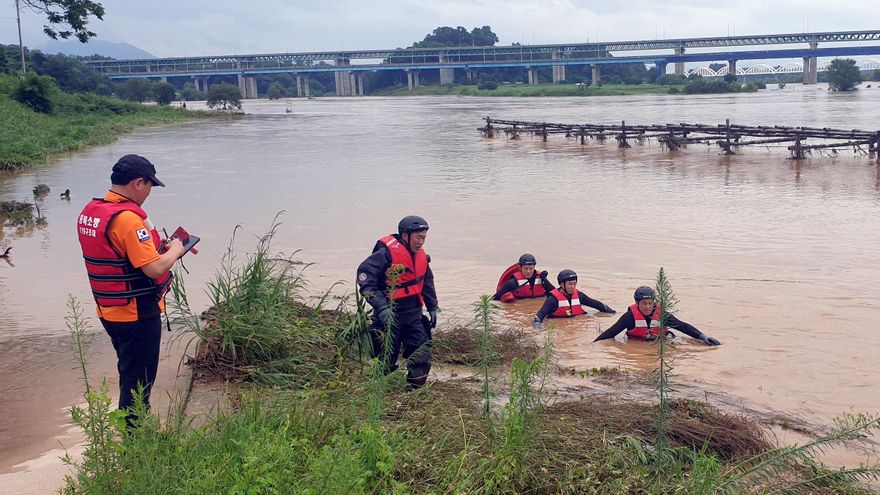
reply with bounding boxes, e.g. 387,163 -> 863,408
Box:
535,296 -> 558,322
578,291 -> 615,313
356,246 -> 392,311
664,314 -> 703,339
593,311 -> 635,342
492,278 -> 520,300
422,263 -> 438,312
541,277 -> 556,293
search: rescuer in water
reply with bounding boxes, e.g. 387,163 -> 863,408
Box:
534,269 -> 615,329
493,253 -> 555,302
356,215 -> 439,389
593,286 -> 721,345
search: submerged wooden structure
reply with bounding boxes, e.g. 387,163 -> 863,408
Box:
479,117 -> 880,160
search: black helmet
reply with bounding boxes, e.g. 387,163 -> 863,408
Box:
518,253 -> 536,266
557,269 -> 577,284
634,286 -> 655,302
397,215 -> 429,234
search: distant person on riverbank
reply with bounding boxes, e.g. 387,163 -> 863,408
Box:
356,215 -> 439,389
534,269 -> 615,329
493,253 -> 554,302
76,155 -> 186,426
593,286 -> 721,345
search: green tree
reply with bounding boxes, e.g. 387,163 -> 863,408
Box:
119,78 -> 152,102
153,82 -> 176,105
826,58 -> 862,91
179,82 -> 204,101
266,81 -> 285,100
413,25 -> 499,48
206,83 -> 241,109
12,72 -> 56,113
22,0 -> 105,42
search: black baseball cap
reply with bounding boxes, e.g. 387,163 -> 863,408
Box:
112,154 -> 165,187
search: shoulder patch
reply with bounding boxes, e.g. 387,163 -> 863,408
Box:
136,228 -> 151,242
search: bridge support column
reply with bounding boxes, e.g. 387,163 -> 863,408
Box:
335,58 -> 353,96
414,70 -> 420,88
406,70 -> 413,90
248,77 -> 258,98
674,46 -> 685,76
439,55 -> 454,85
552,51 -> 566,83
527,67 -> 535,85
808,41 -> 818,84
466,70 -> 474,84
591,65 -> 600,86
295,75 -> 303,97
237,74 -> 247,98
357,74 -> 365,96
655,62 -> 667,78
304,75 -> 310,97
727,60 -> 737,79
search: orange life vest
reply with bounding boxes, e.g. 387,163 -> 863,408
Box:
78,199 -> 172,307
512,270 -> 546,299
379,235 -> 428,301
549,288 -> 585,318
626,303 -> 663,339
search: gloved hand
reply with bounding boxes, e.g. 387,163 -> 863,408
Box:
604,305 -> 616,314
699,333 -> 721,346
428,309 -> 437,329
533,317 -> 542,330
540,270 -> 548,279
377,306 -> 393,326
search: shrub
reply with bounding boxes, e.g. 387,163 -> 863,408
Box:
478,80 -> 498,90
12,73 -> 56,113
153,82 -> 177,106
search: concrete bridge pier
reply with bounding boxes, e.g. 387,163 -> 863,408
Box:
237,74 -> 246,98
192,77 -> 208,93
247,77 -> 257,99
356,74 -> 365,96
727,60 -> 737,78
591,65 -> 600,86
406,70 -> 420,90
552,51 -> 566,83
439,55 -> 454,85
655,62 -> 667,78
527,67 -> 535,85
303,75 -> 310,97
295,75 -> 303,97
674,45 -> 685,76
803,41 -> 818,84
335,58 -> 354,96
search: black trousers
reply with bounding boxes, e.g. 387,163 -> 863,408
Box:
100,316 -> 162,419
370,304 -> 432,388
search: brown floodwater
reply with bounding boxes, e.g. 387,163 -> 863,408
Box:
2,85 -> 880,472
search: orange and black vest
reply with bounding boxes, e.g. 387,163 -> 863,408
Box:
379,235 -> 428,302
549,288 -> 586,318
627,303 -> 663,339
512,271 -> 546,299
77,199 -> 172,308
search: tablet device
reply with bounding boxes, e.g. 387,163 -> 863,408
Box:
171,226 -> 200,255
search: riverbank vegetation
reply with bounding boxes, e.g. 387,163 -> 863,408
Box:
61,220 -> 880,494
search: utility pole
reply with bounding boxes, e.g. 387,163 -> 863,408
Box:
15,0 -> 27,74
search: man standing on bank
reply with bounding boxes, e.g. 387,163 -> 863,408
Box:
356,215 -> 439,389
77,155 -> 186,425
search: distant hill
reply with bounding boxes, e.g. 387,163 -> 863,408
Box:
37,39 -> 155,60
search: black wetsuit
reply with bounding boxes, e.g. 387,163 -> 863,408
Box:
492,272 -> 556,300
535,290 -> 615,323
356,235 -> 438,388
593,308 -> 703,342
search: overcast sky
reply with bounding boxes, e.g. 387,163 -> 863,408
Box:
3,0 -> 879,57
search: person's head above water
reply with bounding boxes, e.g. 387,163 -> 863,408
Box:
633,286 -> 656,316
518,253 -> 536,277
557,269 -> 577,294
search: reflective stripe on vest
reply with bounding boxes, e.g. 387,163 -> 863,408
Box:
549,288 -> 585,318
78,198 -> 172,307
511,271 -> 545,299
379,235 -> 428,301
626,303 -> 662,339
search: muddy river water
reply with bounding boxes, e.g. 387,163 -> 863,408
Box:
2,86 -> 880,472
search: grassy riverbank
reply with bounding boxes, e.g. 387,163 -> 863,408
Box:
60,223 -> 880,495
374,82 -> 682,97
0,74 -> 198,171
